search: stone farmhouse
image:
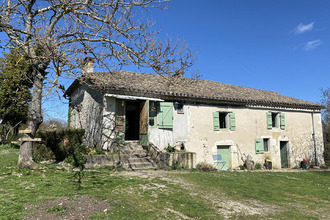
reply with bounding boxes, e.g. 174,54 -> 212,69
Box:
64,65 -> 325,169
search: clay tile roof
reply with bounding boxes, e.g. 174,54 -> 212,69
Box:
66,71 -> 323,109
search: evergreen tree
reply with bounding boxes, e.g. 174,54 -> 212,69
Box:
0,50 -> 32,129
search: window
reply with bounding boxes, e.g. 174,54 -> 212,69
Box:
263,138 -> 269,152
149,101 -> 157,126
213,112 -> 236,131
271,113 -> 278,128
174,102 -> 184,114
256,138 -> 270,154
158,102 -> 173,129
219,112 -> 228,129
149,102 -> 174,129
267,112 -> 285,130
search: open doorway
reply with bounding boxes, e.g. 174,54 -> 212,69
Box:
125,101 -> 140,140
280,141 -> 288,168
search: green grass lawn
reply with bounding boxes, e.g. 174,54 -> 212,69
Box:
0,145 -> 329,219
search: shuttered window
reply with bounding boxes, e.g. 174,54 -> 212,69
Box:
280,113 -> 285,130
267,112 -> 272,129
213,112 -> 220,131
255,138 -> 264,154
213,112 -> 236,131
229,113 -> 236,131
158,102 -> 173,129
267,112 -> 285,129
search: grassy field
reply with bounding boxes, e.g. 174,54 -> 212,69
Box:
0,145 -> 329,219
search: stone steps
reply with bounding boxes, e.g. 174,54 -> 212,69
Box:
121,141 -> 157,170
121,150 -> 147,156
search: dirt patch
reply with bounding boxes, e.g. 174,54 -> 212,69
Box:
119,170 -> 277,219
24,195 -> 112,220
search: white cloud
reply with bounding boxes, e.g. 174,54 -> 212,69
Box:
292,22 -> 315,34
303,40 -> 322,51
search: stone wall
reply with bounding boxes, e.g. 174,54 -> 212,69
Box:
147,144 -> 196,169
70,84 -> 104,148
85,154 -> 128,168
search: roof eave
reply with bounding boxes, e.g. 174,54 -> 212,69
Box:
103,88 -> 324,110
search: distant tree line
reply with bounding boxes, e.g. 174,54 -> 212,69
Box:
321,88 -> 330,163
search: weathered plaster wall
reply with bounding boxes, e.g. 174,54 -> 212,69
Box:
149,105 -> 189,150
185,104 -> 324,169
71,84 -> 104,148
101,97 -> 117,150
285,111 -> 324,167
70,88 -> 324,169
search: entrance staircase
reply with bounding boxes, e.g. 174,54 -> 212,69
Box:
119,141 -> 157,170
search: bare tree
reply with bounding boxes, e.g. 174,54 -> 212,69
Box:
0,0 -> 194,169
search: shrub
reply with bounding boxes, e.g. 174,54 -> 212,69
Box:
33,128 -> 85,161
65,145 -> 88,188
32,144 -> 55,162
254,163 -> 262,170
196,161 -> 217,172
64,146 -> 87,169
0,142 -> 19,149
165,144 -> 176,152
239,165 -> 246,170
87,148 -> 105,155
171,161 -> 184,170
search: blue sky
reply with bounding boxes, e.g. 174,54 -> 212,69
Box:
47,0 -> 329,121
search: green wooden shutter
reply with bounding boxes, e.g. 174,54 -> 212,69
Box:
266,112 -> 272,129
229,112 -> 236,131
158,102 -> 173,129
213,112 -> 220,131
280,112 -> 285,130
255,138 -> 264,154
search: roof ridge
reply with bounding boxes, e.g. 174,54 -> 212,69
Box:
65,70 -> 323,110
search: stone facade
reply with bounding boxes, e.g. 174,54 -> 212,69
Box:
66,71 -> 324,169
185,104 -> 324,169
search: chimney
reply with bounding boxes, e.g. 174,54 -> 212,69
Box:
82,57 -> 94,74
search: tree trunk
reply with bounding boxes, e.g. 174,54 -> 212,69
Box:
17,69 -> 44,169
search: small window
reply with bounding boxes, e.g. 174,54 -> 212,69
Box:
271,113 -> 279,128
263,138 -> 269,152
213,112 -> 236,131
149,101 -> 157,126
256,138 -> 270,154
219,112 -> 228,129
267,112 -> 285,130
174,102 -> 184,114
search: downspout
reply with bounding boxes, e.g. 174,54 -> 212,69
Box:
311,110 -> 318,166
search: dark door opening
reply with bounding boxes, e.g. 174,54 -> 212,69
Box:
280,141 -> 288,168
125,101 -> 140,140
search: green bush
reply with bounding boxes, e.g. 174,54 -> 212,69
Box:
0,142 -> 19,149
64,144 -> 87,188
254,163 -> 262,170
165,144 -> 176,152
64,146 -> 87,169
33,129 -> 85,162
171,161 -> 183,170
32,144 -> 55,162
239,165 -> 246,170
